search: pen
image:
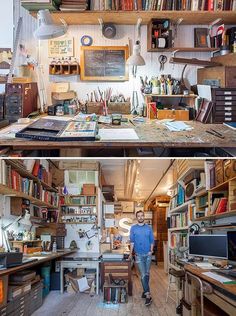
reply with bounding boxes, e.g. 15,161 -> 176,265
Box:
206,130 -> 225,139
129,119 -> 136,127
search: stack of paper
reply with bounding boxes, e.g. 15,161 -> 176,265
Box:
161,121 -> 193,132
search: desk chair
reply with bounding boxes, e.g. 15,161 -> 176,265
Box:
166,268 -> 185,307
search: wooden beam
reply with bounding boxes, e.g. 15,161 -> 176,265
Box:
169,57 -> 222,67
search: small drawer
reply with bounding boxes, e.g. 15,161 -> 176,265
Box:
215,90 -> 236,96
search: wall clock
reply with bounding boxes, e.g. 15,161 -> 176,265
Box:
120,201 -> 134,213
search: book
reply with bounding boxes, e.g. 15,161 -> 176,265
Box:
223,122 -> 236,130
216,197 -> 228,214
210,197 -> 220,214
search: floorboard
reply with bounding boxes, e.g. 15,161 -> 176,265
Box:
32,263 -> 176,316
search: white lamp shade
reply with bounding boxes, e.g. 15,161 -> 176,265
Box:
126,43 -> 145,66
20,210 -> 32,226
34,9 -> 67,40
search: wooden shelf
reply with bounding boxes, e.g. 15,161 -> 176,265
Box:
204,225 -> 236,230
59,194 -> 96,197
209,176 -> 236,192
169,200 -> 193,214
6,160 -> 58,193
169,226 -> 189,231
61,213 -> 95,216
194,209 -> 236,221
0,184 -> 57,209
60,204 -> 96,206
60,222 -> 96,224
148,47 -> 217,52
31,11 -> 236,25
144,94 -> 197,98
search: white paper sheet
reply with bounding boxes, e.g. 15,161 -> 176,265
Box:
98,128 -> 139,140
0,124 -> 29,139
77,277 -> 90,292
202,272 -> 232,283
163,121 -> 193,132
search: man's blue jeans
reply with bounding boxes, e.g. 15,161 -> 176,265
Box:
135,253 -> 152,294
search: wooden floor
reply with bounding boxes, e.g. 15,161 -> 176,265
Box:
32,263 -> 176,316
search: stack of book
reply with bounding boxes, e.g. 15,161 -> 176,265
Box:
90,0 -> 236,10
21,0 -> 61,11
60,0 -> 89,11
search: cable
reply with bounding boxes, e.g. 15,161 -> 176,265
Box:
144,159 -> 175,204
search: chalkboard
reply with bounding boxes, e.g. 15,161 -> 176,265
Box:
80,46 -> 129,81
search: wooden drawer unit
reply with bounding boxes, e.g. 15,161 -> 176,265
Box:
100,261 -> 132,296
212,88 -> 236,123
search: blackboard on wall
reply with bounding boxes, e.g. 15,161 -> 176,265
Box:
80,46 -> 129,81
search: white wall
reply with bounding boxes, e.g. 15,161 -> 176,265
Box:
13,3 -> 212,108
0,0 -> 13,92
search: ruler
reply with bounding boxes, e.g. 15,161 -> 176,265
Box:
7,17 -> 23,84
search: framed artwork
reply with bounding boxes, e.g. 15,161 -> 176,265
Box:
120,201 -> 134,213
80,46 -> 129,81
194,28 -> 209,48
48,37 -> 74,57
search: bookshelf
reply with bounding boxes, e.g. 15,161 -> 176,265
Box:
30,11 -> 236,25
0,184 -> 58,209
59,191 -> 98,225
5,160 -> 57,193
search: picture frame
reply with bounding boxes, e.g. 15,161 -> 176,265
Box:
80,46 -> 129,81
194,28 -> 209,48
48,37 -> 74,57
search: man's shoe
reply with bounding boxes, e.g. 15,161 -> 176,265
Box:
145,297 -> 152,306
141,292 -> 146,298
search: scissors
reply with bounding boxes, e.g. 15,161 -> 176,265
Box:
158,54 -> 167,71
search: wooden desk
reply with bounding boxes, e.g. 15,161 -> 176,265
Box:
184,264 -> 236,316
0,250 -> 75,277
0,120 -> 235,156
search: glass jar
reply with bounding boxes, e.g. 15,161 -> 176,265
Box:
56,105 -> 64,116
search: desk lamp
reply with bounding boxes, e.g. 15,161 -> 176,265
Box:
126,19 -> 145,115
34,10 -> 68,40
1,210 -> 31,252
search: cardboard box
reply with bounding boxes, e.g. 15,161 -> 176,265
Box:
82,184 -> 96,195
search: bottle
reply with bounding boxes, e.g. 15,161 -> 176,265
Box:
52,241 -> 57,253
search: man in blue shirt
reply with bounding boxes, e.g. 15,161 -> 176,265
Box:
130,210 -> 154,306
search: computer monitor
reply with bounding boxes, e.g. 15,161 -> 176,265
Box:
188,235 -> 228,259
227,231 -> 236,262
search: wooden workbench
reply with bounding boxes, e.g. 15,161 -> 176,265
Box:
0,249 -> 75,277
184,264 -> 236,316
0,120 -> 235,156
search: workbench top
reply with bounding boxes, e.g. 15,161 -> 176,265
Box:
0,120 -> 235,150
0,249 -> 76,277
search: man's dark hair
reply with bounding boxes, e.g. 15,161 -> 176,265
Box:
136,210 -> 144,218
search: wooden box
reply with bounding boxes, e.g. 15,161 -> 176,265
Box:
82,184 -> 96,195
157,109 -> 189,120
52,91 -> 76,101
224,159 -> 236,181
86,102 -> 130,115
197,66 -> 236,88
215,160 -> 224,185
0,276 -> 8,308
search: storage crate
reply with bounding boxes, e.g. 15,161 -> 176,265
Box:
103,282 -> 128,304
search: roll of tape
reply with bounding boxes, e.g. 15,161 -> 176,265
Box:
81,35 -> 93,46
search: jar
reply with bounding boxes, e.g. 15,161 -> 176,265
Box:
56,105 -> 64,116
